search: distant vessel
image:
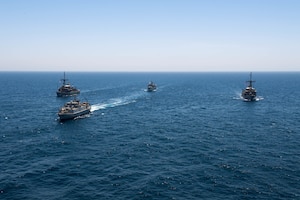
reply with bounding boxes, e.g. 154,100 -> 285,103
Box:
58,98 -> 91,121
147,81 -> 157,92
56,72 -> 80,97
242,72 -> 257,101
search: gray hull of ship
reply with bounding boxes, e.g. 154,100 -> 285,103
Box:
58,109 -> 90,121
242,95 -> 256,101
56,91 -> 80,97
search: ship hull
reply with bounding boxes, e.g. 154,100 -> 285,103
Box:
242,90 -> 257,101
242,95 -> 256,101
147,88 -> 156,92
56,90 -> 80,97
58,108 -> 91,121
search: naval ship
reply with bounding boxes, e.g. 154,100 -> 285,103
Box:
58,98 -> 91,121
56,72 -> 80,97
242,72 -> 257,101
147,81 -> 157,92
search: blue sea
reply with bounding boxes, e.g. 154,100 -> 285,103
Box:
0,72 -> 299,200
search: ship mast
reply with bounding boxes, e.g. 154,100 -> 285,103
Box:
61,72 -> 69,85
246,72 -> 255,87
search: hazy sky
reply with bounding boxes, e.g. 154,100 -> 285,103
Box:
0,0 -> 299,72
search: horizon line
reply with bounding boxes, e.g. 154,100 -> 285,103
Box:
0,70 -> 299,73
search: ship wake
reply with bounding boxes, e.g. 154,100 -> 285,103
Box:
233,95 -> 264,101
91,91 -> 145,112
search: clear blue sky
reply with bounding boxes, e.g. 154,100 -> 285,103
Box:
0,0 -> 299,72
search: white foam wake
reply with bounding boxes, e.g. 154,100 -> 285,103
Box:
91,91 -> 144,112
233,95 -> 264,101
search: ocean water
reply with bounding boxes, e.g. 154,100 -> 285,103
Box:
0,72 -> 299,200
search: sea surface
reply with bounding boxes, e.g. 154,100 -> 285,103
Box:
0,72 -> 299,200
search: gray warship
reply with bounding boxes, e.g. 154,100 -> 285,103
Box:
242,72 -> 257,101
58,98 -> 91,121
56,72 -> 80,97
147,81 -> 157,92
